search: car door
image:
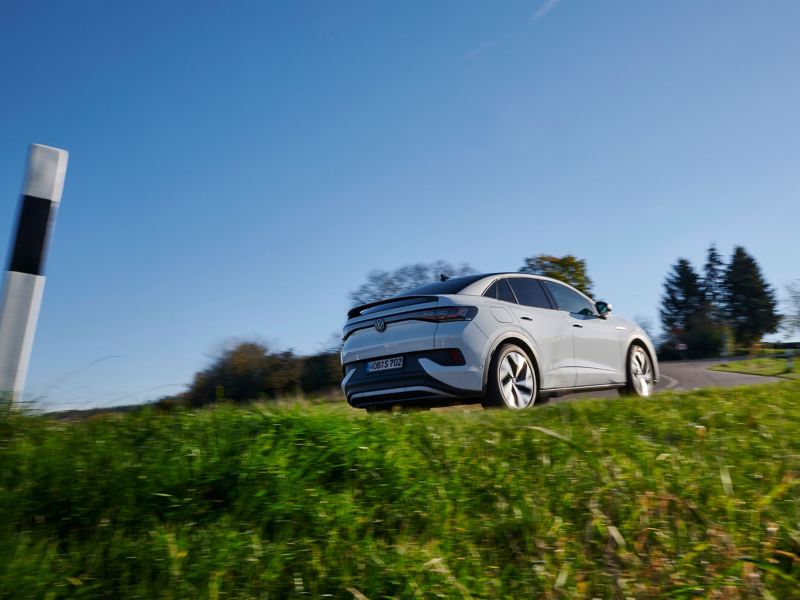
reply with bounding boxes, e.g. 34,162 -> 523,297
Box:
504,277 -> 575,389
542,280 -> 625,386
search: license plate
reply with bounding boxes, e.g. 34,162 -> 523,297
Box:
366,356 -> 404,373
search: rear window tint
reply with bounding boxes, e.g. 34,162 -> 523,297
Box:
402,274 -> 488,296
508,278 -> 551,309
498,279 -> 517,303
483,279 -> 517,303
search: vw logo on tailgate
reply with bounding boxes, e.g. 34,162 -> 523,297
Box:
374,318 -> 386,332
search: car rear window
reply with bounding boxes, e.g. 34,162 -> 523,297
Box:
508,278 -> 552,309
497,279 -> 517,303
402,274 -> 488,296
482,279 -> 518,304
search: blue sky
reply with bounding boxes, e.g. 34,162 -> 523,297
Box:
1,1 -> 798,409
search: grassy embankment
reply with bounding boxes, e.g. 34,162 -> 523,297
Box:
1,383 -> 799,598
711,357 -> 800,381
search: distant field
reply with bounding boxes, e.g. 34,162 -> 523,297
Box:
2,384 -> 800,598
711,357 -> 800,380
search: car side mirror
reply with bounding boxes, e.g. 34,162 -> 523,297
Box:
595,301 -> 612,318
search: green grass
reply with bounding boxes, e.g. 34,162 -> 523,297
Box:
711,357 -> 800,380
2,384 -> 800,598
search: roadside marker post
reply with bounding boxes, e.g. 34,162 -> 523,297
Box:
0,144 -> 68,407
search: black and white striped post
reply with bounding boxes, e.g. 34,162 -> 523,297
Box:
0,144 -> 68,406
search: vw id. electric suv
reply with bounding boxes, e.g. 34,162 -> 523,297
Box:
340,273 -> 658,411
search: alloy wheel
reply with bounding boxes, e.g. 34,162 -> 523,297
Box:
498,351 -> 535,409
630,346 -> 653,397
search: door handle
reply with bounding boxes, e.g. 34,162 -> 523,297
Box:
572,323 -> 583,328
521,316 -> 532,321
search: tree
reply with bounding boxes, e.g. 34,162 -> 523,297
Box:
683,312 -> 724,358
658,258 -> 723,358
785,281 -> 800,337
659,258 -> 706,333
722,246 -> 780,347
350,261 -> 475,305
702,243 -> 725,321
300,352 -> 341,395
185,341 -> 301,406
519,254 -> 594,297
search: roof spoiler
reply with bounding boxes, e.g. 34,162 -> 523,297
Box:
347,295 -> 438,319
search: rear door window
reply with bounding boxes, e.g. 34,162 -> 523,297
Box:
497,279 -> 518,303
508,278 -> 552,309
482,281 -> 499,299
543,281 -> 595,316
483,279 -> 518,303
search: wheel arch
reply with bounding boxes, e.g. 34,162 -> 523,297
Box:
626,334 -> 659,382
481,332 -> 542,393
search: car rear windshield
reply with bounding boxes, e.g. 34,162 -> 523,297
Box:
401,274 -> 489,296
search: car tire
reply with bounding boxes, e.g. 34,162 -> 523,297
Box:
481,343 -> 538,409
619,344 -> 655,398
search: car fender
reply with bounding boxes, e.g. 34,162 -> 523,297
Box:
480,327 -> 542,391
623,331 -> 660,382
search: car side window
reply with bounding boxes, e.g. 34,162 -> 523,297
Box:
482,281 -> 499,300
482,279 -> 518,303
508,278 -> 551,309
497,279 -> 518,304
543,281 -> 594,316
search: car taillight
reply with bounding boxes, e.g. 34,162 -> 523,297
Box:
341,306 -> 478,341
406,306 -> 478,322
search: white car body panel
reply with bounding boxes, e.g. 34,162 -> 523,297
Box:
508,304 -> 575,389
340,299 -> 438,365
428,307 -> 488,391
569,313 -> 627,386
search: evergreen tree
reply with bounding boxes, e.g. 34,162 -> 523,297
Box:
722,246 -> 780,347
702,243 -> 725,321
659,258 -> 722,357
659,258 -> 706,333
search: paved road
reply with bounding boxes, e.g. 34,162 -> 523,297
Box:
657,358 -> 782,391
560,357 -> 781,401
431,358 -> 781,411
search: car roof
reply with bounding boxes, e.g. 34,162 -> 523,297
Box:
456,272 -> 592,300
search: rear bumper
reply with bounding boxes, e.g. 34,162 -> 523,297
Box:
342,351 -> 482,409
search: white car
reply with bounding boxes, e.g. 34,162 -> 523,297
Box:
340,273 -> 659,411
